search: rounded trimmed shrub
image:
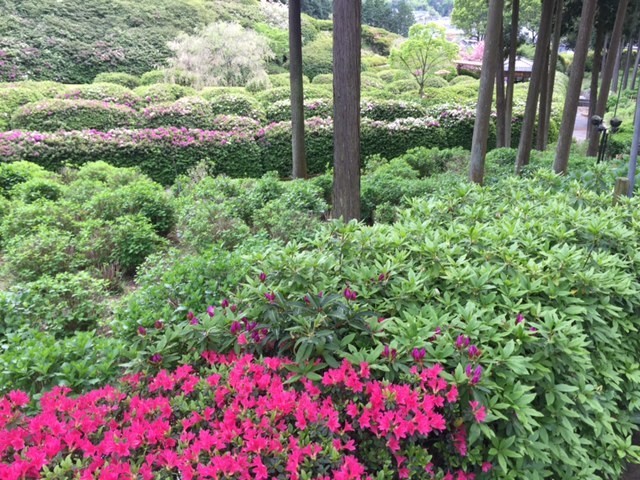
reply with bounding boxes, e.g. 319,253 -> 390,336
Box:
268,73 -> 310,88
10,99 -> 138,132
0,86 -> 44,131
0,200 -> 80,243
265,98 -> 333,123
93,72 -> 140,89
133,84 -> 196,104
449,75 -> 478,86
360,100 -> 426,122
140,97 -> 215,129
0,161 -> 51,197
11,178 -> 66,203
385,79 -> 419,95
311,73 -> 332,85
111,214 -> 168,275
57,83 -> 140,108
424,76 -> 449,88
209,94 -> 266,121
199,87 -> 249,100
302,33 -> 333,80
210,115 -> 261,133
74,161 -> 146,187
139,70 -> 165,85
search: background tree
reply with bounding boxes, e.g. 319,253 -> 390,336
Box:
554,0 -> 598,173
587,0 -> 630,157
389,0 -> 416,36
289,0 -> 307,179
332,0 -> 361,221
167,22 -> 273,89
504,0 -> 520,148
470,0 -> 505,184
301,0 -> 332,19
390,23 -> 459,95
451,0 -> 488,40
363,0 -> 416,36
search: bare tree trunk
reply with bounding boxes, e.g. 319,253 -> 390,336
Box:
470,0 -> 506,184
622,39 -> 633,90
554,0 -> 598,174
539,0 -> 564,150
496,18 -> 506,148
587,0 -> 630,157
536,43 -> 551,151
332,0 -> 361,221
515,0 -> 555,173
589,23 -> 605,120
611,38 -> 625,93
289,0 -> 307,179
633,31 -> 640,90
504,0 -> 519,148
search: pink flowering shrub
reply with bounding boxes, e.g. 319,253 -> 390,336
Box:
0,354 -> 489,479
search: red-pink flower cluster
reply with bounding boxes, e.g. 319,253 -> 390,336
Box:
0,354 -> 489,479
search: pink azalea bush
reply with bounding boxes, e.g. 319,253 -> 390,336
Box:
0,353 -> 490,479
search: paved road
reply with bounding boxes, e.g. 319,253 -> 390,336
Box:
573,106 -> 590,142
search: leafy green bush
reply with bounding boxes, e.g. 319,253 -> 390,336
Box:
2,81 -> 67,98
449,75 -> 478,85
265,98 -> 333,122
139,70 -> 166,85
87,181 -> 176,236
398,146 -> 468,178
0,200 -> 79,243
423,76 -> 449,88
377,69 -> 413,83
360,100 -> 426,121
485,147 -> 517,167
10,99 -> 138,132
3,226 -> 82,281
73,160 -> 146,187
0,272 -> 108,336
92,72 -> 140,89
140,97 -> 215,129
11,178 -> 66,203
268,72 -> 310,88
0,86 -> 44,130
0,160 -> 51,196
57,83 -> 140,107
311,73 -> 333,84
199,86 -> 249,100
301,32 -> 333,80
385,79 -> 419,95
209,93 -> 266,120
133,83 -> 196,104
111,214 -> 168,275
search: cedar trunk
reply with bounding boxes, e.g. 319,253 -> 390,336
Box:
504,0 -> 520,147
539,0 -> 563,151
633,30 -> 640,90
622,39 -> 633,90
587,0 -> 630,157
515,0 -> 555,173
611,38 -> 625,94
469,0 -> 505,184
496,18 -> 506,148
589,23 -> 605,120
289,0 -> 307,179
332,0 -> 361,220
554,0 -> 597,174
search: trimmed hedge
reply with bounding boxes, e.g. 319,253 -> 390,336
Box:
140,97 -> 215,129
10,99 -> 138,132
92,72 -> 140,89
0,87 -> 44,131
360,100 -> 426,122
57,83 -> 141,108
265,98 -> 333,123
133,84 -> 196,104
209,94 -> 266,121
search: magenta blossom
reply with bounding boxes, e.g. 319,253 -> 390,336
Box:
137,326 -> 147,336
516,313 -> 525,324
221,298 -> 230,308
230,321 -> 242,334
207,305 -> 215,317
465,365 -> 483,385
412,347 -> 426,362
468,345 -> 481,359
150,353 -> 163,364
382,345 -> 397,361
264,292 -> 276,303
455,335 -> 470,350
343,287 -> 357,301
259,272 -> 267,282
154,319 -> 164,329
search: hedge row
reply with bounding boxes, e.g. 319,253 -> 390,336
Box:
1,116 -> 480,184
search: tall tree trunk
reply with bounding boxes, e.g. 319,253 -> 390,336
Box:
611,38 -> 625,93
554,0 -> 598,174
539,0 -> 563,150
515,0 -> 555,173
632,31 -> 640,89
496,18 -> 506,148
332,0 -> 361,221
587,0 -> 630,157
536,45 -> 550,151
470,0 -> 505,184
589,23 -> 605,120
289,0 -> 307,179
504,0 -> 520,148
622,39 -> 633,90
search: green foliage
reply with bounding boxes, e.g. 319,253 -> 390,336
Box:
377,69 -> 414,83
111,214 -> 168,275
311,73 -> 333,85
0,160 -> 51,197
139,70 -> 167,86
360,99 -> 426,121
268,73 -> 310,88
133,84 -> 196,104
302,32 -> 333,80
11,99 -> 138,132
390,23 -> 459,95
423,76 -> 449,88
140,97 -> 215,129
449,75 -> 478,85
11,178 -> 66,203
57,83 -> 140,107
0,272 -> 108,336
209,94 -> 266,120
265,98 -> 333,123
0,86 -> 44,131
93,72 -> 140,89
398,146 -> 468,178
384,79 -> 420,95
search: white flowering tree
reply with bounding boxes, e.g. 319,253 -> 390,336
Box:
389,23 -> 459,96
167,22 -> 274,89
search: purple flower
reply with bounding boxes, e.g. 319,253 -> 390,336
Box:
455,335 -> 470,350
137,326 -> 147,336
264,292 -> 276,303
530,327 -> 538,333
230,321 -> 242,334
259,272 -> 267,282
466,365 -> 483,385
221,299 -> 230,308
412,347 -> 426,362
378,273 -> 386,282
343,287 -> 357,301
207,305 -> 215,317
150,353 -> 163,364
154,320 -> 164,329
516,313 -> 525,324
468,345 -> 481,359
230,304 -> 237,313
382,345 -> 397,360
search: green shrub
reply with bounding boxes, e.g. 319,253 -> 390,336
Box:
385,79 -> 419,95
4,226 -> 82,281
265,98 -> 333,122
199,86 -> 249,100
87,181 -> 175,236
11,178 -> 66,203
398,146 -> 468,178
111,214 -> 168,275
311,73 -> 333,85
361,117 -> 445,160
423,76 -> 449,88
360,100 -> 426,121
0,160 -> 51,196
255,87 -> 293,105
0,272 -> 108,336
73,161 -> 147,187
449,75 -> 478,85
377,69 -> 413,83
361,53 -> 389,70
485,147 -> 517,167
2,81 -> 67,98
268,73 -> 310,88
10,99 -> 138,132
93,72 -> 140,89
133,83 -> 196,104
210,94 -> 266,121
302,32 -> 333,80
140,97 -> 215,129
139,70 -> 166,85
361,74 -> 385,90
57,83 -> 140,107
209,115 -> 261,133
0,86 -> 44,130
0,200 -> 79,242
